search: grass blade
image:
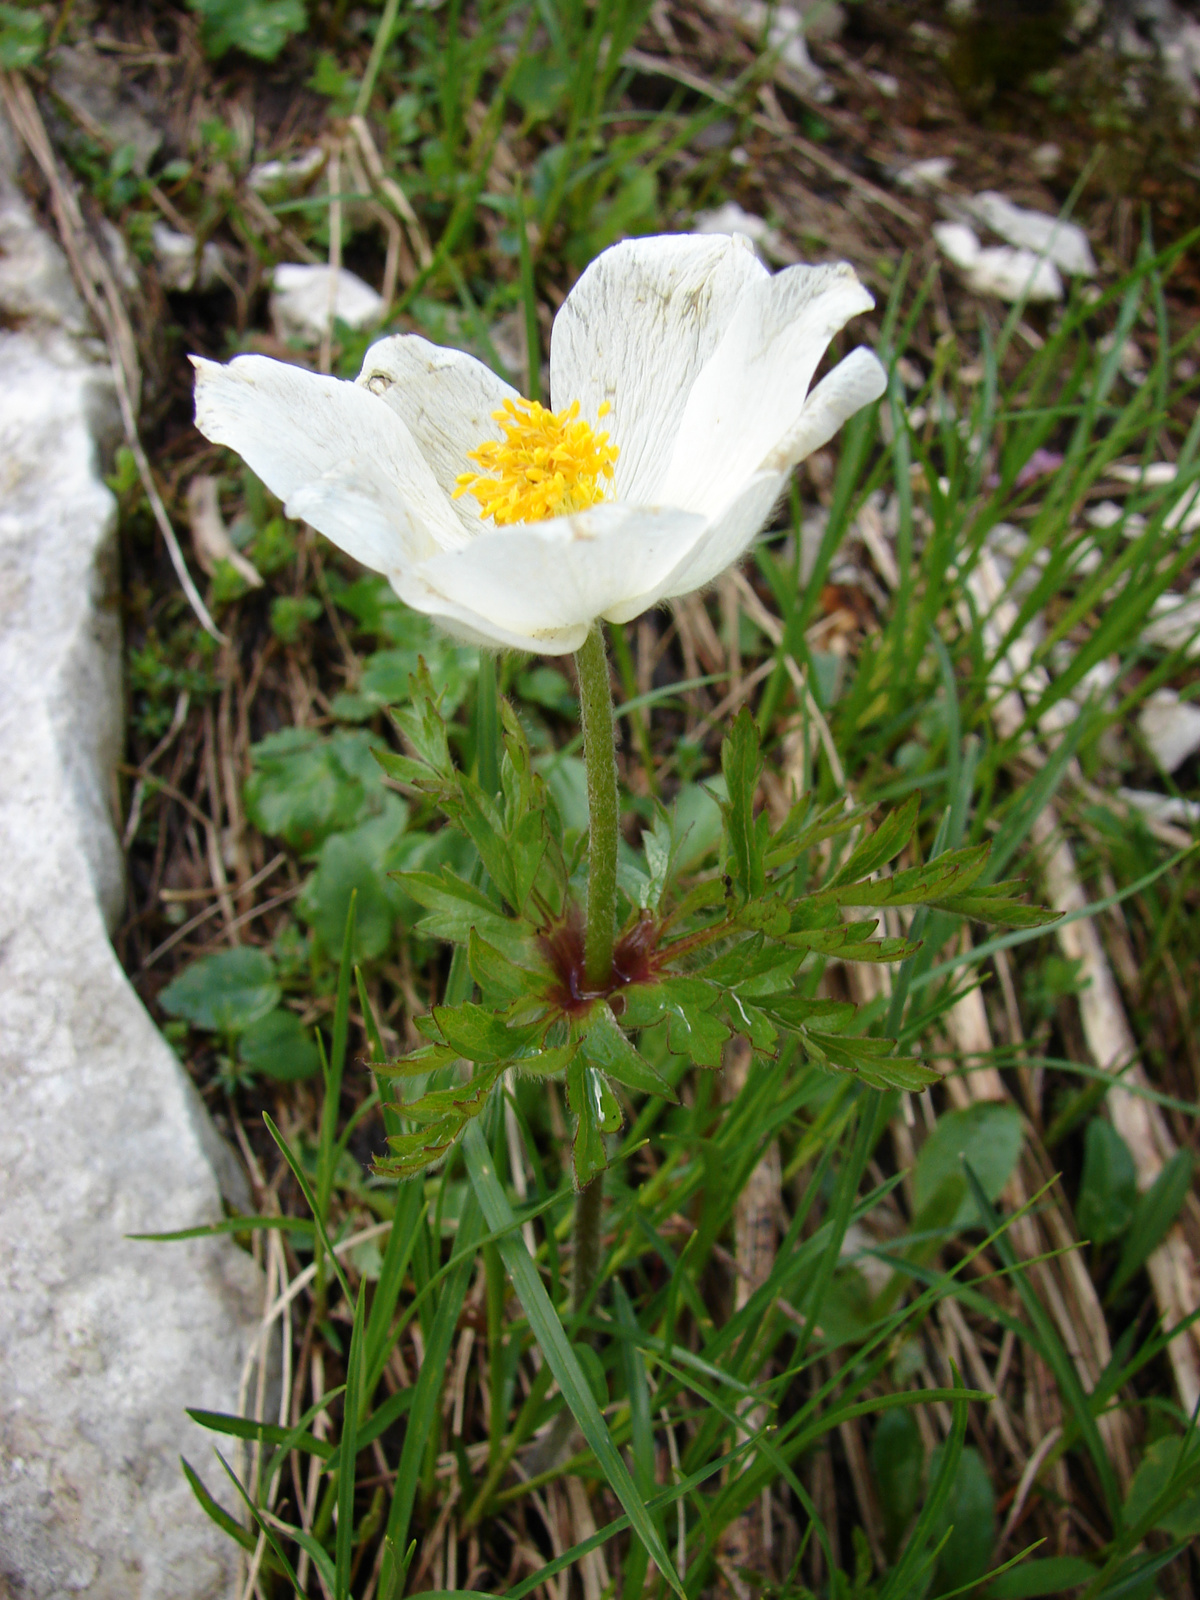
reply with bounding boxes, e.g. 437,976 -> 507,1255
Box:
462,1120 -> 685,1596
379,1190 -> 483,1592
335,1280 -> 367,1599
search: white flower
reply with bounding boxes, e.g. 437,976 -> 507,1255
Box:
192,233 -> 886,655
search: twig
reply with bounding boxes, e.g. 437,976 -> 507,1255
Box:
138,852 -> 287,969
350,114 -> 433,271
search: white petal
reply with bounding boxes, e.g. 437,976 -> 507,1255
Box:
657,262 -> 875,514
549,233 -> 767,503
356,334 -> 519,535
762,347 -> 888,474
389,567 -> 589,655
416,502 -> 706,639
610,472 -> 785,618
192,355 -> 463,571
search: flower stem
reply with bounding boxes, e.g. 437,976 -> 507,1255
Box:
572,1174 -> 604,1315
575,625 -> 618,990
570,624 -> 619,1331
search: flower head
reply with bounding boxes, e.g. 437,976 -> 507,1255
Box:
192,233 -> 886,655
454,397 -> 618,524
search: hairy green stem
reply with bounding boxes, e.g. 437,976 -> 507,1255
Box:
571,1175 -> 604,1316
570,625 -> 619,1333
575,626 -> 619,990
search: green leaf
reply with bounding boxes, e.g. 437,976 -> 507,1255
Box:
639,809 -> 678,911
671,779 -> 727,872
244,727 -> 393,852
983,1556 -> 1099,1598
870,1408 -> 924,1555
180,1457 -> 256,1552
913,1104 -> 1025,1228
804,1032 -> 938,1092
579,1005 -> 677,1099
430,1002 -> 543,1064
698,935 -> 802,992
299,797 -> 410,961
359,643 -> 474,718
379,1195 -> 481,1591
237,1008 -> 320,1080
0,4 -> 45,67
931,880 -> 1060,929
468,929 -> 543,1003
187,1404 -> 336,1460
567,1057 -> 611,1187
517,664 -> 578,717
269,593 -> 321,644
159,947 -> 280,1034
461,1123 -> 685,1596
398,867 -> 531,959
621,977 -> 730,1066
930,1444 -> 996,1593
1124,1435 -> 1200,1538
336,1283 -> 367,1599
263,1112 -> 352,1306
387,659 -> 455,779
758,993 -> 857,1032
828,843 -> 991,908
827,794 -> 920,888
733,893 -> 791,937
765,797 -> 862,871
393,1064 -> 504,1124
188,0 -> 307,61
1076,1118 -> 1137,1246
1109,1150 -> 1195,1301
721,708 -> 767,900
782,918 -> 919,963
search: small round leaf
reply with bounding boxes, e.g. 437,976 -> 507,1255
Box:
158,947 -> 280,1034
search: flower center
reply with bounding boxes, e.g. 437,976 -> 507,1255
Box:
454,397 -> 618,526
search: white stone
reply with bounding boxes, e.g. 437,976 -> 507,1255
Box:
1119,787 -> 1200,827
1138,688 -> 1200,771
0,110 -> 261,1596
692,201 -> 791,262
961,191 -> 1097,277
248,145 -> 327,199
1143,588 -> 1200,656
152,222 -> 225,294
1108,461 -> 1179,486
270,261 -> 385,345
697,0 -> 834,99
1086,499 -> 1126,528
50,42 -> 161,175
933,220 -> 982,269
935,221 -> 1063,302
893,156 -> 952,191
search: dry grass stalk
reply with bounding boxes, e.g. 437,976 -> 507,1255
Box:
967,551 -> 1200,1416
719,1034 -> 781,1597
941,971 -> 1135,1487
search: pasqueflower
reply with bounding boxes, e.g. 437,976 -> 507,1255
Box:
192,233 -> 886,654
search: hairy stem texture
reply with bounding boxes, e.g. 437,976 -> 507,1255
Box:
575,625 -> 619,990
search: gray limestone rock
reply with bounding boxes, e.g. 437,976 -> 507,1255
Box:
0,112 -> 262,1598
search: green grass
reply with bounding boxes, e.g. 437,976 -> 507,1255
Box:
80,0 -> 1200,1594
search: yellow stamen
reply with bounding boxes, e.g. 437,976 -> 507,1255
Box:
454,397 -> 618,525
